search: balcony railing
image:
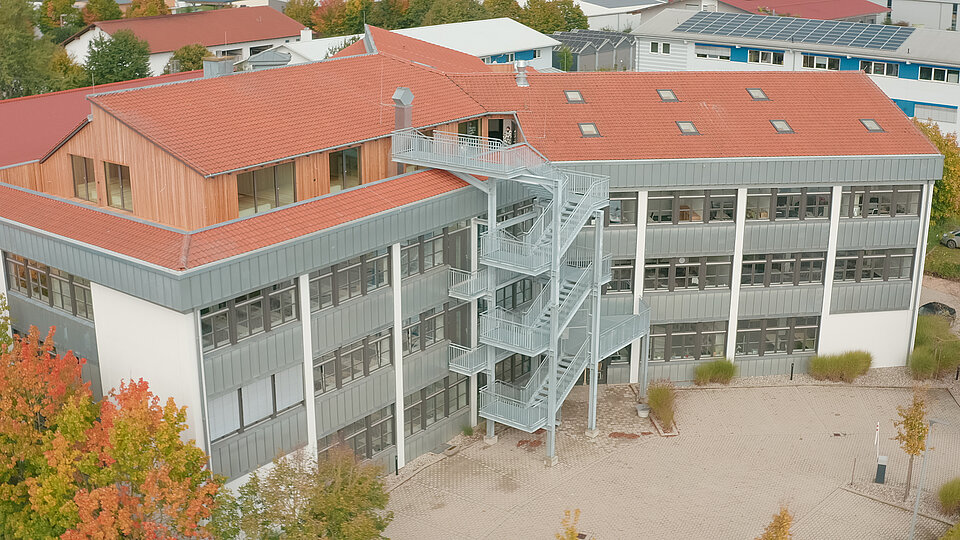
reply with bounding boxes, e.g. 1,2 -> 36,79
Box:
598,301 -> 652,360
391,129 -> 546,178
479,381 -> 548,432
447,267 -> 487,300
448,343 -> 487,375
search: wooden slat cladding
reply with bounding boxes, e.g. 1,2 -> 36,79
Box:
0,162 -> 42,190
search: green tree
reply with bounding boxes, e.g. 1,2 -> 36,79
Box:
421,0 -> 486,26
85,29 -> 151,83
163,43 -> 209,73
344,0 -> 373,33
367,0 -> 408,28
312,0 -> 349,36
285,0 -> 317,27
555,44 -> 573,71
484,0 -> 522,20
0,294 -> 10,352
914,119 -> 960,224
894,387 -> 930,502
49,47 -> 88,90
41,0 -> 80,30
399,0 -> 434,27
554,0 -> 587,30
82,0 -> 123,23
126,0 -> 169,18
0,0 -> 60,99
522,0 -> 586,33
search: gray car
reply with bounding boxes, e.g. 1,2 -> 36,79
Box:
941,230 -> 960,248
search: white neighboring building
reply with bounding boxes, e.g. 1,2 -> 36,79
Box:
575,0 -> 665,31
866,0 -> 959,30
633,9 -> 960,134
63,7 -> 306,76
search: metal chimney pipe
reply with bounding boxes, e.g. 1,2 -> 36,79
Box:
515,60 -> 529,87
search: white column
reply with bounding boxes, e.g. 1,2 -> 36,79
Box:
820,186 -> 843,326
390,243 -> 406,468
907,182 -> 935,355
725,188 -> 748,360
629,190 -> 647,383
485,178 -> 498,444
297,274 -> 318,452
586,209 -> 603,437
468,217 -> 480,427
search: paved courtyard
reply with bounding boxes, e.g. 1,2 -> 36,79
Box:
385,382 -> 960,539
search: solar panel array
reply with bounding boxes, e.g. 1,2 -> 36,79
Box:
552,29 -> 635,51
673,11 -> 915,51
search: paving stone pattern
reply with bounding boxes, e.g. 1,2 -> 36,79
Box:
385,385 -> 960,539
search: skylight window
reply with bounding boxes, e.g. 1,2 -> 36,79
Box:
770,119 -> 794,134
676,121 -> 699,135
860,119 -> 884,132
657,89 -> 679,102
565,90 -> 585,103
579,123 -> 600,137
746,88 -> 768,101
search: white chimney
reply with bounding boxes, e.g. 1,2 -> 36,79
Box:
300,28 -> 313,42
515,60 -> 529,87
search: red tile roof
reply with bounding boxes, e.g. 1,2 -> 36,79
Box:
0,71 -> 201,168
0,169 -> 467,270
79,7 -> 305,54
335,25 -> 492,74
718,0 -> 887,20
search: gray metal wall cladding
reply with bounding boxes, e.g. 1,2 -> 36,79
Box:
836,217 -> 922,250
576,227 -> 637,258
607,364 -> 631,384
645,223 -> 736,257
6,293 -> 102,398
203,322 -> 303,397
830,281 -> 913,313
405,409 -> 469,458
737,285 -> 824,318
646,353 -> 814,383
403,342 -> 452,392
559,155 -> 942,190
210,405 -> 308,480
400,267 -> 450,320
315,367 -> 395,438
644,289 -> 731,322
311,287 -> 393,355
601,294 -> 634,316
742,221 -> 830,253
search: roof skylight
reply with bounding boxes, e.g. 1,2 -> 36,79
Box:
860,119 -> 884,132
770,119 -> 794,134
657,89 -> 679,102
676,121 -> 699,135
565,90 -> 585,103
579,123 -> 600,137
746,88 -> 768,101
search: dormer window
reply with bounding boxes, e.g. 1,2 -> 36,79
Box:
770,119 -> 794,134
579,123 -> 600,137
860,119 -> 884,132
565,90 -> 585,103
676,121 -> 699,135
746,88 -> 768,101
657,89 -> 678,102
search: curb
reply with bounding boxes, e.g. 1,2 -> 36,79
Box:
838,486 -> 955,527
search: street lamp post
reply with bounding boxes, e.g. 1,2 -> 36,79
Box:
908,419 -> 947,540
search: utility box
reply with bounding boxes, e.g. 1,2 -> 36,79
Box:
875,455 -> 888,484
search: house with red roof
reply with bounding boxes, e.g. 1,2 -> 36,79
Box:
63,6 -> 307,76
0,25 -> 942,484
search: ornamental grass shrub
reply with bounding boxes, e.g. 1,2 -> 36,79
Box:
694,359 -> 736,386
939,477 -> 960,515
646,379 -> 676,430
809,351 -> 872,383
910,315 -> 960,380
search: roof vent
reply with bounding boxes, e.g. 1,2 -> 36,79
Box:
516,60 -> 529,87
202,56 -> 235,78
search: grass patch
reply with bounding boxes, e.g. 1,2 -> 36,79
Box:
911,315 -> 960,380
926,216 -> 960,280
940,477 -> 960,515
916,314 -> 953,348
461,425 -> 473,437
694,359 -> 736,386
808,351 -> 872,382
647,379 -> 676,429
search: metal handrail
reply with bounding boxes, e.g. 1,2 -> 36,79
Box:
448,343 -> 487,373
391,129 -> 547,176
448,267 -> 486,298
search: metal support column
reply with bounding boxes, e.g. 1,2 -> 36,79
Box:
484,178 -> 498,445
586,210 -> 603,437
640,335 -> 649,399
546,182 -> 561,465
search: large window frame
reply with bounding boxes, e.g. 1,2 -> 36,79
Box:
104,161 -> 133,212
860,60 -> 899,77
647,190 -> 737,224
237,162 -> 296,217
605,259 -> 634,294
3,252 -> 94,321
650,322 -> 727,362
403,374 -> 469,437
312,328 -> 393,395
740,252 -> 826,287
834,249 -> 914,283
208,365 -> 305,442
736,317 -> 819,357
802,54 -> 840,70
919,66 -> 960,83
748,49 -> 784,65
199,280 -> 299,352
308,249 -> 390,312
329,147 -> 362,193
607,192 -> 638,225
643,256 -> 732,292
745,187 -> 830,221
839,185 -> 921,218
317,405 -> 395,461
70,155 -> 97,203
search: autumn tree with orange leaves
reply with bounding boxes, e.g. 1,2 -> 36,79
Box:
0,326 -> 223,539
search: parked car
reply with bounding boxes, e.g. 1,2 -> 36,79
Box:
940,230 -> 960,248
919,301 -> 957,320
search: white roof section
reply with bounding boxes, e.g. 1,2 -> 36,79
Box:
635,9 -> 960,66
576,0 -> 664,17
393,18 -> 560,57
277,34 -> 362,62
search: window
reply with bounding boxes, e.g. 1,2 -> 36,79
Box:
605,259 -> 634,293
860,60 -> 899,77
309,248 -> 390,312
657,89 -> 678,102
643,256 -> 732,291
608,192 -> 638,225
199,280 -> 299,352
103,162 -> 132,212
70,155 -> 97,203
496,278 -> 534,309
736,317 -> 819,357
579,123 -> 600,137
802,54 -> 840,70
840,185 -> 921,218
834,249 -> 914,282
249,44 -> 272,56
919,66 -> 960,83
914,104 -> 958,124
748,49 -> 784,65
770,119 -> 793,134
647,190 -> 736,224
650,322 -> 727,361
208,365 -> 305,442
402,304 -> 453,355
534,49 -> 542,59
740,252 -> 825,287
745,188 -> 830,221
676,121 -> 699,135
564,90 -> 585,103
495,353 -> 533,383
860,119 -> 884,132
237,162 -> 295,217
746,88 -> 768,101
457,119 -> 479,138
403,375 -> 469,436
329,147 -> 361,193
695,44 -> 731,60
318,405 -> 395,461
3,252 -> 94,321
399,225 -> 461,279
312,328 -> 392,394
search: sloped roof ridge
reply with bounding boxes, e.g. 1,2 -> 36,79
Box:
0,70 -> 202,104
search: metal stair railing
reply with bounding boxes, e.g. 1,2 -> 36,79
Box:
598,302 -> 652,360
447,267 -> 487,300
557,171 -> 609,254
448,343 -> 488,375
555,338 -> 592,406
479,201 -> 553,273
557,265 -> 593,332
479,381 -> 547,430
391,129 -> 545,177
